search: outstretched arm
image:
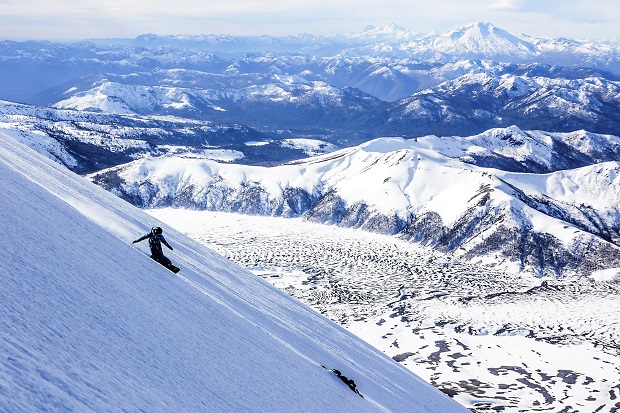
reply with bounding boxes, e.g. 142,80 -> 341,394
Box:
132,233 -> 150,244
161,236 -> 173,250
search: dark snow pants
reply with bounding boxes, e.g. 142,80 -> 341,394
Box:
150,245 -> 171,266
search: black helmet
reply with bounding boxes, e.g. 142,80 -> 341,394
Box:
153,227 -> 163,235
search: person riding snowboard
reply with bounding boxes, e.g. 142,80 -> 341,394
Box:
133,227 -> 177,271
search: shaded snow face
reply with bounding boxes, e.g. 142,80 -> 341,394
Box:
149,208 -> 620,413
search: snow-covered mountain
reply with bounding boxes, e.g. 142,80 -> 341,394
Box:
93,22 -> 619,67
348,24 -> 421,43
50,76 -> 387,138
387,72 -> 620,136
89,134 -> 620,277
415,22 -> 538,60
0,131 -> 467,411
43,67 -> 620,141
3,22 -> 620,411
2,22 -> 619,104
6,90 -> 620,277
1,22 -> 618,148
412,126 -> 620,173
5,61 -> 619,172
0,100 -> 323,172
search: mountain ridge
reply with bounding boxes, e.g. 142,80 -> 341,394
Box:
89,135 -> 620,277
2,21 -> 619,105
42,69 -> 620,140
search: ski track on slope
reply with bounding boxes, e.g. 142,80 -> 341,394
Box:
150,208 -> 620,413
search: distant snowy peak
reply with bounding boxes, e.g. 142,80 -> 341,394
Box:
430,22 -> 538,58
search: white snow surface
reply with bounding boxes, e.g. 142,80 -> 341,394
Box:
280,138 -> 339,156
148,209 -> 620,413
0,132 -> 466,412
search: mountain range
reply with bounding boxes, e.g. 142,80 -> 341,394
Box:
91,22 -> 620,68
46,67 -> 620,141
2,21 -> 620,412
1,22 -> 620,279
1,23 -> 619,142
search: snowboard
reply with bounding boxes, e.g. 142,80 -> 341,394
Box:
149,255 -> 180,273
134,245 -> 180,273
163,262 -> 180,273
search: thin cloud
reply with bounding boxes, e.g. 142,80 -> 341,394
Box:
488,0 -> 522,11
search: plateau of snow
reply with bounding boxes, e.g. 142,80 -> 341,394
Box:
0,131 -> 466,412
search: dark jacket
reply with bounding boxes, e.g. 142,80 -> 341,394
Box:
134,229 -> 173,262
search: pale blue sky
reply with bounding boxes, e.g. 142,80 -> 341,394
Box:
0,0 -> 618,40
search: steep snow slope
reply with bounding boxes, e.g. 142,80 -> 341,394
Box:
0,132 -> 466,412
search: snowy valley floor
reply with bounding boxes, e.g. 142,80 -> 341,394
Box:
149,209 -> 620,413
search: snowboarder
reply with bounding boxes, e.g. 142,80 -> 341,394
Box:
321,366 -> 363,397
133,227 -> 179,273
